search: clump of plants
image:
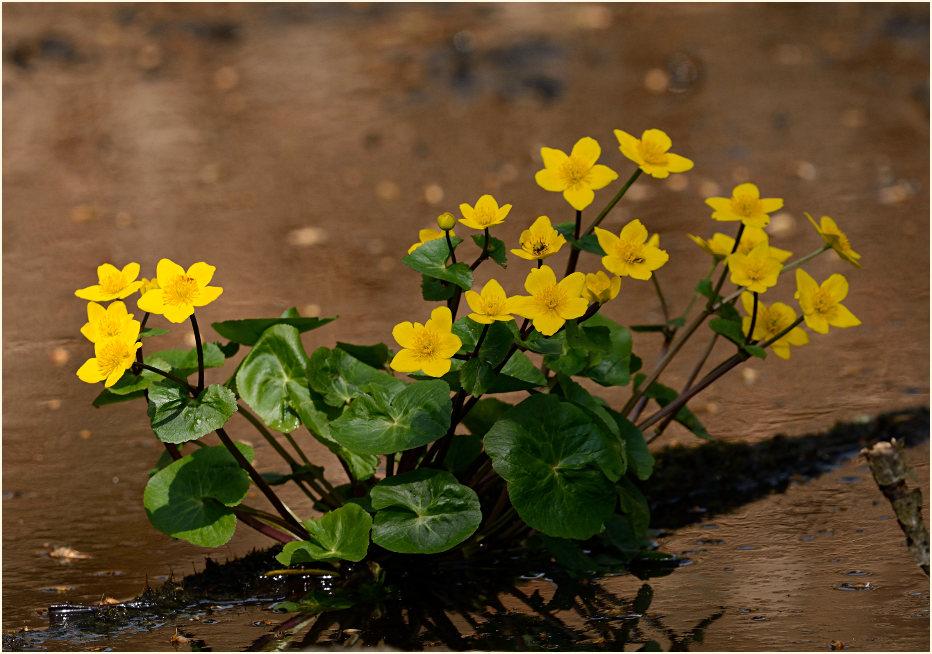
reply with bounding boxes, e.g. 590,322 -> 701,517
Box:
75,128 -> 861,569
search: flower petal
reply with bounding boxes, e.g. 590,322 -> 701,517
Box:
641,128 -> 672,152
156,259 -> 185,288
192,285 -> 223,307
594,227 -> 619,255
830,304 -> 861,328
390,349 -> 422,373
392,321 -> 418,349
524,266 -> 557,295
540,146 -> 568,170
76,358 -> 105,384
614,129 -> 642,164
187,262 -> 216,287
822,274 -> 849,302
664,152 -> 694,173
587,164 -> 619,190
563,186 -> 594,211
428,306 -> 453,332
535,168 -> 565,192
533,311 -> 564,336
619,219 -> 648,243
137,289 -> 165,314
570,136 -> 601,167
420,357 -> 452,378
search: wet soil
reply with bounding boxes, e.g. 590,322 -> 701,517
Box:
2,1 -> 929,647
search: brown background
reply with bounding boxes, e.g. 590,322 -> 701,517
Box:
2,1 -> 929,637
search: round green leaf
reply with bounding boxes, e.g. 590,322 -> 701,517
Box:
147,381 -> 238,444
401,236 -> 473,290
484,394 -> 617,540
236,324 -> 311,433
143,443 -> 254,547
329,380 -> 452,455
370,469 -> 481,554
275,504 -> 372,564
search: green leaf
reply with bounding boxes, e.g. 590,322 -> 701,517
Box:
401,236 -> 473,290
140,327 -> 170,338
212,313 -> 336,346
553,376 -> 626,481
236,324 -> 311,433
370,469 -> 481,554
453,319 -> 515,365
275,504 -> 372,564
420,275 -> 456,301
520,330 -> 564,355
106,356 -> 173,396
695,279 -> 717,301
308,347 -> 405,408
579,315 -> 633,387
470,233 -> 508,268
290,390 -> 379,482
484,394 -> 618,539
490,351 -> 547,392
329,380 -> 452,455
633,374 -> 712,441
460,358 -> 497,397
554,222 -> 604,254
460,397 -> 511,436
708,317 -> 745,345
336,342 -> 391,370
148,344 -> 227,379
147,382 -> 238,444
143,443 -> 253,547
605,408 -> 654,480
442,433 -> 483,474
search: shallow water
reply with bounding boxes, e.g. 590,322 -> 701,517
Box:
2,2 -> 930,648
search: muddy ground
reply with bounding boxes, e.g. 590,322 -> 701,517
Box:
2,1 -> 929,636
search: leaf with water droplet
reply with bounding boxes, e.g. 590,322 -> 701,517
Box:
146,381 -> 237,443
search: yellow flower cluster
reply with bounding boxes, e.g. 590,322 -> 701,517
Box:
75,258 -> 222,387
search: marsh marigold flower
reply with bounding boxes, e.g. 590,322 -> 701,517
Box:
459,195 -> 511,230
806,213 -> 861,268
408,228 -> 455,254
510,216 -> 566,261
705,183 -> 783,228
594,219 -> 669,280
794,269 -> 861,334
75,262 -> 143,302
614,128 -> 693,179
726,243 -> 782,293
583,271 -> 621,305
741,292 -> 808,360
465,279 -> 521,324
390,306 -> 463,377
512,265 -> 588,336
76,325 -> 142,387
535,137 -> 618,211
688,226 -> 792,263
80,301 -> 140,344
137,259 -> 223,323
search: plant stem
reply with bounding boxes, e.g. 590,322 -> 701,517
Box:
745,291 -> 759,344
564,209 -> 583,276
214,426 -> 308,538
132,362 -> 194,393
190,314 -> 205,395
582,168 -> 642,237
781,244 -> 831,273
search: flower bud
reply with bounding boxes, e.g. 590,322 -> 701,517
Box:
436,211 -> 457,231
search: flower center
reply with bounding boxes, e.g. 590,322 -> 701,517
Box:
101,272 -> 127,294
732,194 -> 761,218
97,339 -> 132,374
98,315 -> 123,339
413,329 -> 438,359
812,288 -> 834,315
559,157 -> 589,188
537,285 -> 564,311
481,296 -> 507,316
616,240 -> 646,265
531,239 -> 550,256
164,275 -> 199,307
638,139 -> 668,165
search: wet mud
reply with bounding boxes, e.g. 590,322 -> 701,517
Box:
2,2 -> 929,649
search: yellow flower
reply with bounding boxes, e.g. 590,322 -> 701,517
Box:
806,213 -> 861,268
75,262 -> 143,302
436,211 -> 457,232
534,137 -> 619,211
705,183 -> 783,228
465,279 -> 521,324
137,259 -> 223,323
726,243 -> 782,293
594,219 -> 669,280
390,306 -> 463,377
510,216 -> 567,260
80,301 -> 140,344
139,277 -> 160,296
583,271 -> 621,305
408,228 -> 454,254
741,292 -> 809,359
687,232 -> 735,260
794,269 -> 861,334
76,326 -> 143,388
614,128 -> 693,179
512,265 -> 588,336
459,194 -> 511,230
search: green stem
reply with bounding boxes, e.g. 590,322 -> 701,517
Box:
189,314 -> 205,395
745,292 -> 759,345
564,209 -> 583,276
582,168 -> 643,237
132,362 -> 194,394
214,426 -> 308,538
469,228 -> 491,271
444,229 -> 457,265
781,244 -> 831,274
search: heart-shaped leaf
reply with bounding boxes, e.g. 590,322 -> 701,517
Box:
236,324 -> 312,433
370,469 -> 481,554
484,394 -> 617,540
329,380 -> 452,455
275,503 -> 372,564
143,443 -> 253,547
147,381 -> 238,444
212,310 -> 336,346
